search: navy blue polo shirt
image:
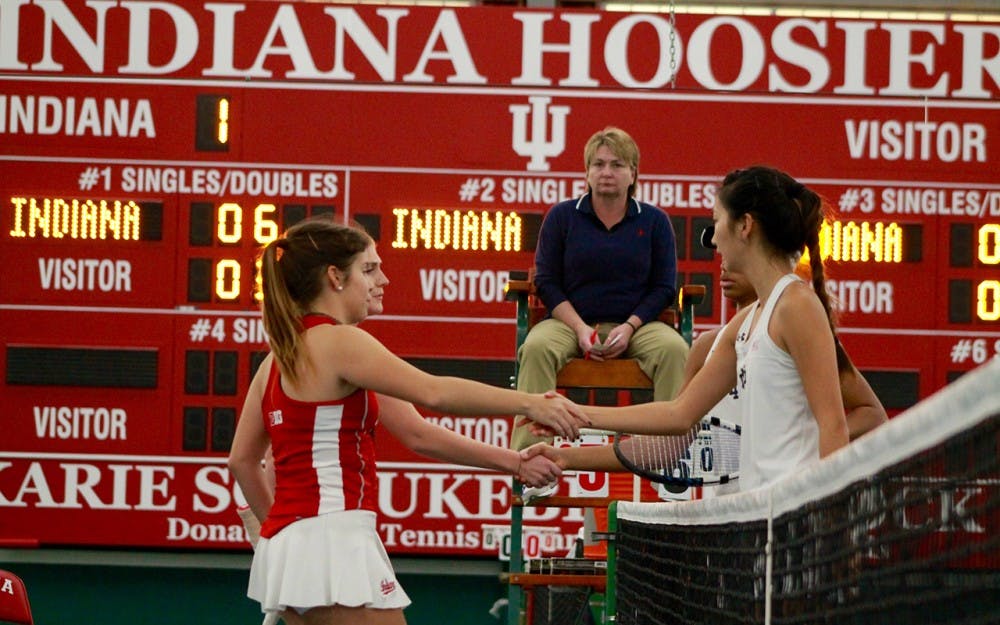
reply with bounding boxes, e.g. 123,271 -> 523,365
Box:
534,193 -> 678,326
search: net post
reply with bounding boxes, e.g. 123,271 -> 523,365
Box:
605,500 -> 618,623
507,478 -> 525,625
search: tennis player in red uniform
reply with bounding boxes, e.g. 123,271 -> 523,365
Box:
229,218 -> 586,625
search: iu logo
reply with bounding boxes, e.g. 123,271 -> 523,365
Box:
509,96 -> 570,172
380,578 -> 396,595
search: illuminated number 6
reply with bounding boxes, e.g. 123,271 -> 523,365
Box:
254,204 -> 279,244
216,260 -> 241,300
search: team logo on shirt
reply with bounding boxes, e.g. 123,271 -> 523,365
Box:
380,578 -> 396,595
268,410 -> 283,426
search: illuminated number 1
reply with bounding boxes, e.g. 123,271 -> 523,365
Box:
216,260 -> 241,300
216,98 -> 230,145
195,94 -> 231,152
978,280 -> 1000,322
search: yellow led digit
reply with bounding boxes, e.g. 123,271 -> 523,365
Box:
215,259 -> 241,301
254,257 -> 264,303
978,280 -> 1000,322
217,203 -> 242,244
254,203 -> 279,244
979,224 -> 1000,265
217,98 -> 230,145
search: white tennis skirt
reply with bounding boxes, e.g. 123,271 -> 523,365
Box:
248,510 -> 411,614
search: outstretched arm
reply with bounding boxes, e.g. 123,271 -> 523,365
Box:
377,394 -> 561,487
543,443 -> 626,472
322,325 -> 589,439
575,317 -> 741,435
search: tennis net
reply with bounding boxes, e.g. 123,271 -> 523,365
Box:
614,359 -> 1000,625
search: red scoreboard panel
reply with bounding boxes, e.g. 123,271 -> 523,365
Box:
0,2 -> 998,554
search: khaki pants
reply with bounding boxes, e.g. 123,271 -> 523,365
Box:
510,318 -> 688,450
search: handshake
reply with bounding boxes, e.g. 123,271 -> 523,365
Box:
512,388 -> 593,487
515,442 -> 566,488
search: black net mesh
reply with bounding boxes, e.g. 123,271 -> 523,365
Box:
533,585 -> 593,625
617,413 -> 1000,625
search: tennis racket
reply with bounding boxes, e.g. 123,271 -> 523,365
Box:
612,416 -> 741,486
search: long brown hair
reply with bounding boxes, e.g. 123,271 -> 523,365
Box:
258,218 -> 371,384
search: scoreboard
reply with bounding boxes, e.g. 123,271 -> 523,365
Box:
0,1 -> 998,555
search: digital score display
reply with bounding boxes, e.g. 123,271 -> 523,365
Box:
184,204 -> 536,304
950,223 -> 1000,322
9,196 -> 993,323
1,2 -> 997,555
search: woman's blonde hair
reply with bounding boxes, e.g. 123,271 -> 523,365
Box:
583,126 -> 640,197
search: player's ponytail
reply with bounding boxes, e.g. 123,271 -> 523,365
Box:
259,238 -> 303,383
795,185 -> 845,369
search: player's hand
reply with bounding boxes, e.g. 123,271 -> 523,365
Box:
522,392 -> 589,439
517,445 -> 562,486
520,442 -> 567,470
237,506 -> 262,550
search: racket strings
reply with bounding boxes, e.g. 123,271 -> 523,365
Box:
619,421 -> 740,483
625,426 -> 697,476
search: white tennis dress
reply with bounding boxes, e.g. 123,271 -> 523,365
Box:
735,274 -> 820,491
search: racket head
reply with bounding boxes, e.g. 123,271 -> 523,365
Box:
612,417 -> 741,486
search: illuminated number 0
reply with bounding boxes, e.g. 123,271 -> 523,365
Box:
217,203 -> 242,243
979,224 -> 1000,265
978,280 -> 1000,322
216,259 -> 241,300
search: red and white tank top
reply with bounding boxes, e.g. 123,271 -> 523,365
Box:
260,314 -> 380,538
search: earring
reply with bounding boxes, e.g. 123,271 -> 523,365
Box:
336,285 -> 343,291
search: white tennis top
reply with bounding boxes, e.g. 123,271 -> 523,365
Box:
705,328 -> 741,426
735,273 -> 820,491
